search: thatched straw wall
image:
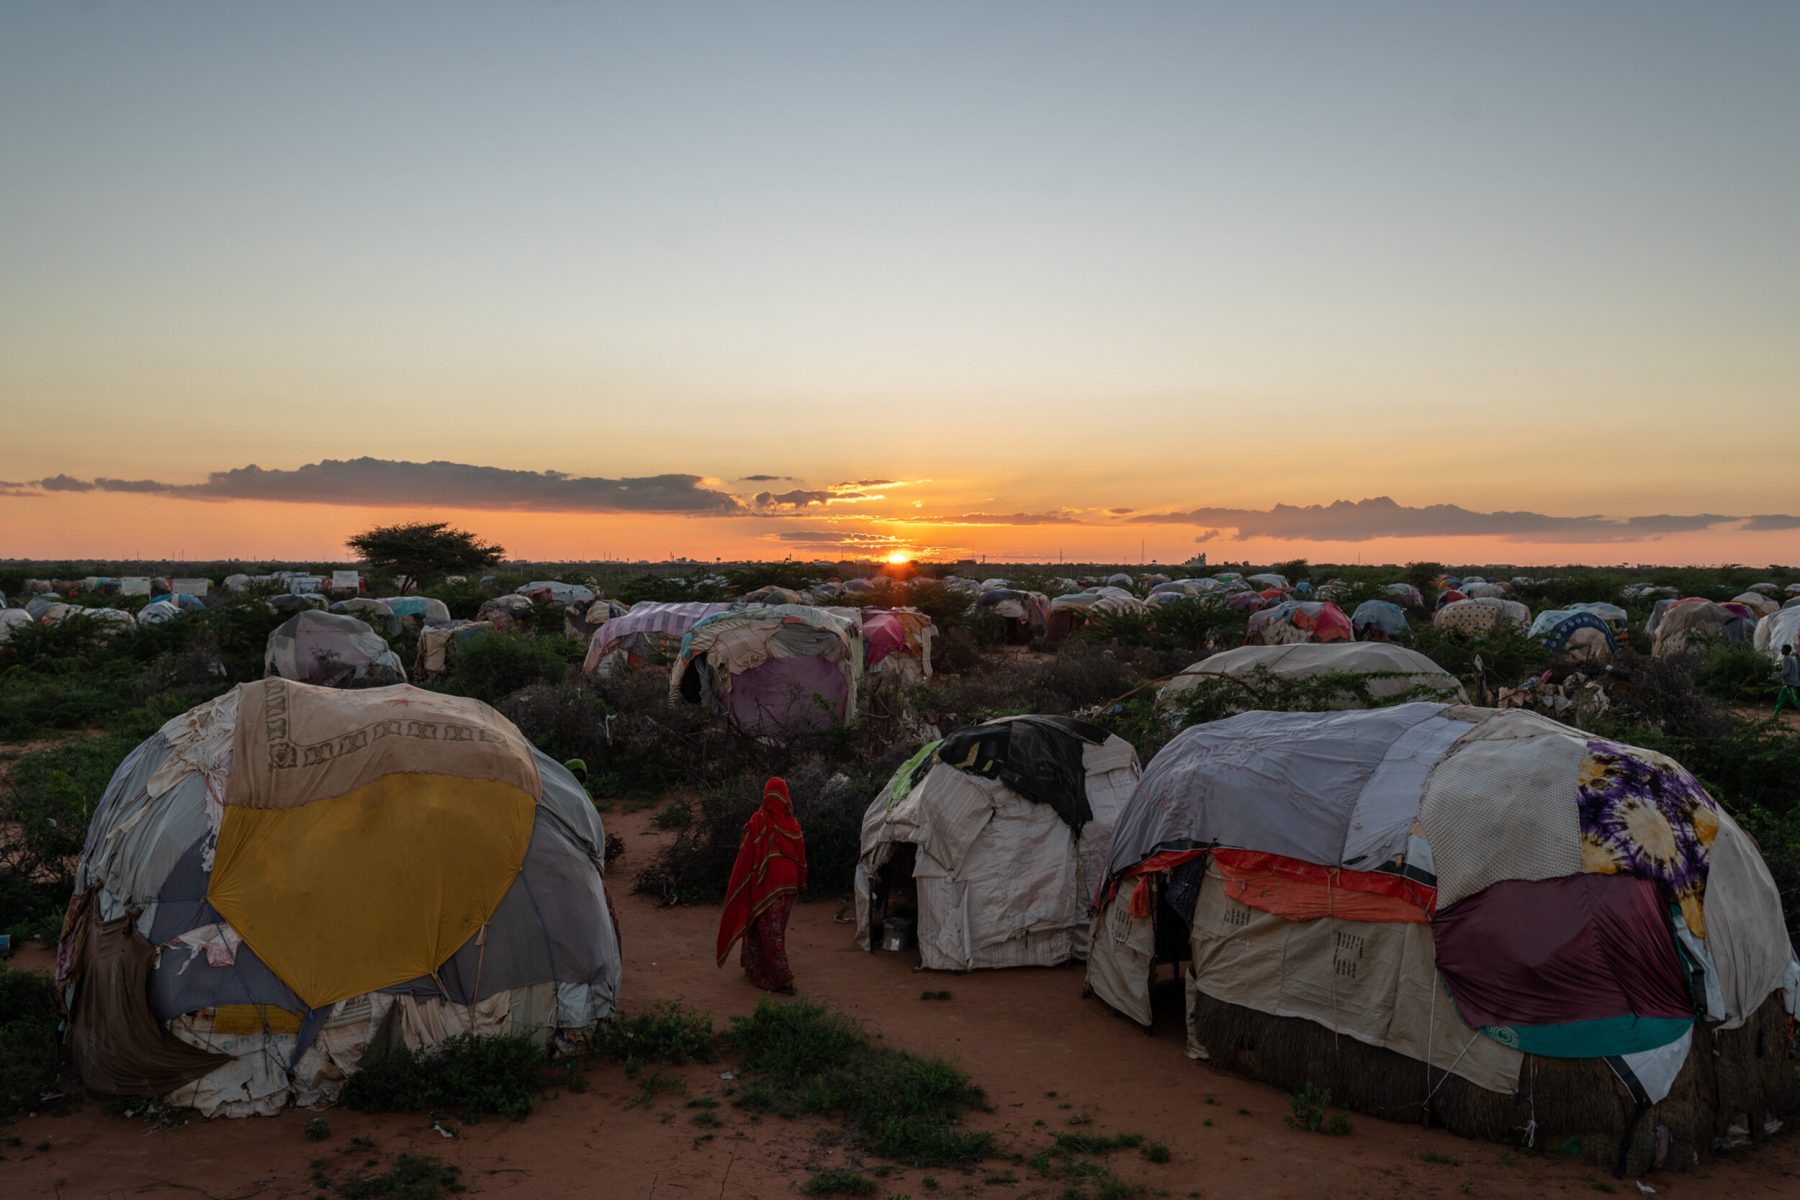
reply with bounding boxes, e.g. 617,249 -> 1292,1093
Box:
1185,978 -> 1794,1174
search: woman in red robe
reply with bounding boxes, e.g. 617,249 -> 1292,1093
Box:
716,776 -> 807,991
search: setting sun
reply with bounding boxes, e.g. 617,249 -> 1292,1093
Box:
885,550 -> 912,565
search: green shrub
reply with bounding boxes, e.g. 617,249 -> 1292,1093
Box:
0,963 -> 61,1118
1284,1082 -> 1351,1134
597,1000 -> 717,1066
339,1033 -> 547,1120
321,1154 -> 466,1200
651,799 -> 692,830
431,630 -> 582,707
1699,644 -> 1781,703
727,998 -> 991,1166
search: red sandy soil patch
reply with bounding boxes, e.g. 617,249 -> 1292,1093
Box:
3,808 -> 1798,1199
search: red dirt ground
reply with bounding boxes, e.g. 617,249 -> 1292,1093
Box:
3,807 -> 1797,1199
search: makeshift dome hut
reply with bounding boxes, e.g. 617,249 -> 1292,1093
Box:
379,596 -> 452,631
1351,599 -> 1410,641
1243,600 -> 1353,645
1156,644 -> 1465,716
137,600 -> 183,626
57,679 -> 622,1116
0,607 -> 33,645
1088,705 -> 1799,1173
583,601 -> 735,679
1733,592 -> 1780,619
1572,602 -> 1629,636
1528,609 -> 1619,661
1652,601 -> 1757,656
1245,573 -> 1289,592
1752,608 -> 1800,664
264,612 -> 404,688
1434,597 -> 1530,635
475,594 -> 533,632
671,605 -> 861,734
860,607 -> 936,684
328,597 -> 399,637
268,593 -> 327,615
1048,591 -> 1147,639
742,585 -> 805,606
856,716 -> 1140,970
977,587 -> 1049,644
516,580 -> 595,607
1385,583 -> 1425,608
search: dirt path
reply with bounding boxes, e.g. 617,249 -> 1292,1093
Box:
3,808 -> 1798,1199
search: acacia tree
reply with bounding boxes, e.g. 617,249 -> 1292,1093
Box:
346,522 -> 505,593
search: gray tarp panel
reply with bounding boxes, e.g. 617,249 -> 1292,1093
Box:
1105,704 -> 1463,877
435,817 -> 619,1002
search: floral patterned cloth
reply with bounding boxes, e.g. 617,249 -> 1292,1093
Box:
1577,739 -> 1720,935
740,894 -> 796,991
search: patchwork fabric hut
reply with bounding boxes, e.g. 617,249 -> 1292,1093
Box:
1350,599 -> 1410,641
583,601 -> 736,679
1243,600 -> 1354,645
1528,609 -> 1619,661
859,607 -> 936,684
1752,608 -> 1800,664
264,611 -> 404,687
977,587 -> 1050,643
1652,601 -> 1757,656
671,605 -> 861,733
58,679 -> 622,1116
856,716 -> 1140,970
1434,597 -> 1530,634
1088,705 -> 1799,1172
1157,643 -> 1465,715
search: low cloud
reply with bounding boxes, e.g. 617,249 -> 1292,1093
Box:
752,481 -> 888,510
907,512 -> 1080,526
739,474 -> 793,483
1742,514 -> 1800,531
14,458 -> 743,514
1131,496 -> 1757,544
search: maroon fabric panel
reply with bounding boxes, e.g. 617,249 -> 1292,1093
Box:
1431,874 -> 1693,1028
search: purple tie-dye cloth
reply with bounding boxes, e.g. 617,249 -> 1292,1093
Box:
1576,739 -> 1721,935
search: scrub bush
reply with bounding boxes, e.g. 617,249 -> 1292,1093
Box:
727,998 -> 991,1166
0,962 -> 60,1118
339,1033 -> 547,1120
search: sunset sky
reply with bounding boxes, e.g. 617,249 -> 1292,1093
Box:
3,2 -> 1796,566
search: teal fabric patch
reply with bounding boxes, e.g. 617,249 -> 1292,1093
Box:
1480,1014 -> 1692,1058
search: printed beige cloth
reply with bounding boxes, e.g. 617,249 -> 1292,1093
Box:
1187,872 -> 1522,1093
226,678 -> 539,810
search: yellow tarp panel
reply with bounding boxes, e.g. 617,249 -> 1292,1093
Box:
207,772 -> 535,1008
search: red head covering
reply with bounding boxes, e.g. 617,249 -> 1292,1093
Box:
716,777 -> 807,965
